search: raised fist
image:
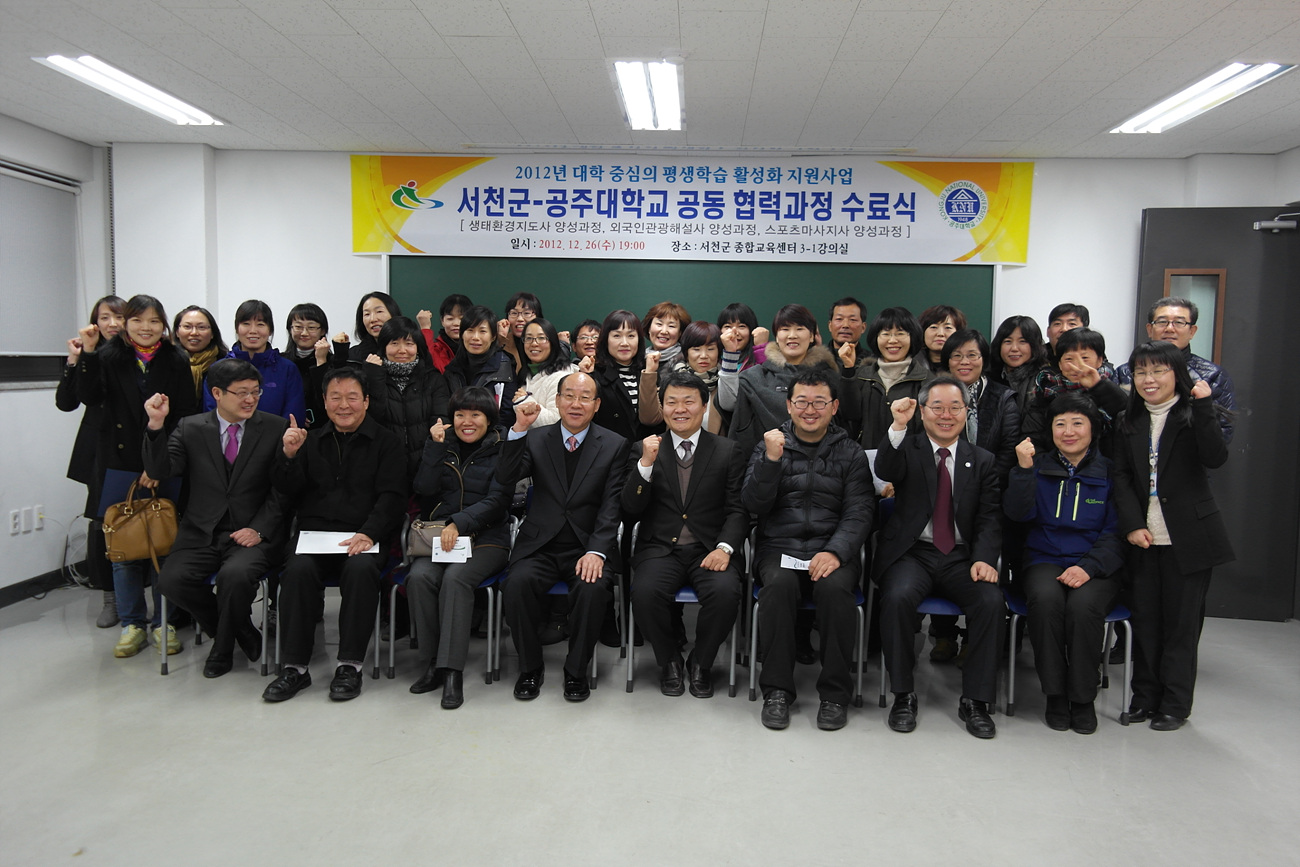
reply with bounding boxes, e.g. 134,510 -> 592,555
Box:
644,350 -> 661,373
416,309 -> 433,329
513,401 -> 541,431
752,326 -> 770,345
1015,437 -> 1035,468
1191,379 -> 1212,400
719,324 -> 746,353
837,340 -> 856,369
640,434 -> 661,467
78,323 -> 101,354
890,397 -> 917,429
144,393 -> 170,430
578,355 -> 595,373
313,337 -> 330,366
365,353 -> 382,366
763,428 -> 785,462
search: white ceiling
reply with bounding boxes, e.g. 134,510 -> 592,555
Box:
1,0 -> 1298,159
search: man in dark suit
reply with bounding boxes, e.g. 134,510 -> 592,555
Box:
498,371 -> 629,702
261,367 -> 407,703
622,370 -> 747,698
874,374 -> 1004,738
144,358 -> 287,678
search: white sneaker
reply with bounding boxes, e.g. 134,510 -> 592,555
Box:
114,625 -> 146,658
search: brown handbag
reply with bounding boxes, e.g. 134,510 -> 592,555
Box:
406,519 -> 447,559
102,481 -> 178,571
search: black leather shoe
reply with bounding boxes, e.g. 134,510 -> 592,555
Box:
410,660 -> 445,694
514,667 -> 544,700
1150,712 -> 1185,731
236,622 -> 262,663
660,656 -> 686,696
959,696 -> 997,739
262,667 -> 311,702
687,653 -> 713,699
563,670 -> 591,702
761,689 -> 791,730
441,669 -> 464,709
328,665 -> 363,701
203,648 -> 233,679
1045,695 -> 1070,731
817,700 -> 848,731
1126,705 -> 1151,723
888,692 -> 918,733
1070,701 -> 1098,734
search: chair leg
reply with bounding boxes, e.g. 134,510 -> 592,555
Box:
625,604 -> 635,693
727,616 -> 738,698
747,600 -> 760,701
371,604 -> 381,679
853,605 -> 864,708
1006,612 -> 1019,717
493,586 -> 504,682
484,586 -> 494,685
259,578 -> 270,677
878,646 -> 887,708
588,643 -> 598,690
159,594 -> 169,676
274,584 -> 283,675
387,584 -> 398,679
1120,619 -> 1133,724
1101,622 -> 1112,689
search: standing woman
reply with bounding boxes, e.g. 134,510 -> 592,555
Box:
643,301 -> 691,374
57,296 -> 125,628
363,316 -> 451,477
851,307 -> 932,448
284,302 -> 343,430
76,294 -> 197,658
406,387 -> 512,709
442,305 -> 517,431
513,318 -> 577,429
498,292 -> 543,375
173,306 -> 228,407
204,300 -> 306,423
989,315 -> 1050,413
338,291 -> 402,363
1113,341 -> 1233,732
918,305 -> 968,372
941,329 -> 1020,483
1004,393 -> 1124,734
716,302 -> 767,373
674,320 -> 725,434
585,309 -> 663,441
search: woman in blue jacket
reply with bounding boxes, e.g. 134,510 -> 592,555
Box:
1005,392 -> 1124,734
203,300 -> 306,424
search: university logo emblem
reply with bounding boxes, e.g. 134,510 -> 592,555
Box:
391,180 -> 443,210
938,181 -> 988,229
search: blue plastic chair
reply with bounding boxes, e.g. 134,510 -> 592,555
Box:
747,582 -> 867,706
273,556 -> 397,681
1003,589 -> 1133,723
624,584 -> 739,696
158,571 -> 270,676
386,565 -> 508,684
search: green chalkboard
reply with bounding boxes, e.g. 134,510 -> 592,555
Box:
389,256 -> 994,339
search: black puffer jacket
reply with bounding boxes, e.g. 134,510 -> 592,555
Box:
443,348 -> 516,431
364,362 -> 450,477
741,420 -> 876,564
412,430 -> 511,550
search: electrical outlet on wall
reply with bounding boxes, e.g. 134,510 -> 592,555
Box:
33,505 -> 44,531
7,510 -> 18,535
20,507 -> 33,533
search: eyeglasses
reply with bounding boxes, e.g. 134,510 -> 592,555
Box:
178,323 -> 211,332
923,403 -> 967,417
290,323 -> 322,333
507,309 -> 536,320
948,352 -> 982,363
1133,367 -> 1172,380
790,398 -> 833,410
522,335 -> 548,344
560,394 -> 596,405
224,389 -> 262,400
576,334 -> 600,343
1150,318 -> 1191,329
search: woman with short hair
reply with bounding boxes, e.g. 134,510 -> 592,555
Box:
443,305 -> 517,431
918,304 -> 968,372
407,387 -> 513,709
849,306 -> 932,447
202,300 -> 306,423
362,316 -> 451,477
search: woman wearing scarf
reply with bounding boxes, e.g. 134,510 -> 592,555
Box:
442,305 -> 517,432
76,294 -> 197,659
989,315 -> 1050,413
672,320 -> 726,434
511,318 -> 576,429
363,316 -> 451,478
283,302 -> 346,430
172,305 -> 228,408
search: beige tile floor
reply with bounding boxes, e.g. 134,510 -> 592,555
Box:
1,584 -> 1296,866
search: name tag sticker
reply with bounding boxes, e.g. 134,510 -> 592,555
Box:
780,554 -> 812,571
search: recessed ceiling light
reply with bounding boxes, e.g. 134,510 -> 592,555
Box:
1111,62 -> 1294,134
33,54 -> 223,126
613,60 -> 682,131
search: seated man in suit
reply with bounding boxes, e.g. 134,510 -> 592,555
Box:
498,371 -> 629,703
623,369 -> 748,698
261,367 -> 407,703
742,369 -> 874,731
875,374 -> 1003,738
144,358 -> 287,678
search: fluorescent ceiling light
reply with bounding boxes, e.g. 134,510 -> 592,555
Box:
33,54 -> 222,126
1111,62 -> 1294,134
614,61 -> 681,131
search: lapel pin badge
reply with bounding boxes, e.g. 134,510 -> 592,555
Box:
964,462 -> 971,468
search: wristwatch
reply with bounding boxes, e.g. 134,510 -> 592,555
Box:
715,542 -> 734,555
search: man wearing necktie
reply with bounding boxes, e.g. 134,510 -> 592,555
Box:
622,370 -> 748,699
874,375 -> 1004,738
143,358 -> 287,678
497,371 -> 629,703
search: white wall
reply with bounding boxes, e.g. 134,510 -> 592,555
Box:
0,115 -> 108,589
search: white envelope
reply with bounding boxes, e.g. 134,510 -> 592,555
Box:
295,530 -> 380,555
780,554 -> 812,571
429,536 -> 474,563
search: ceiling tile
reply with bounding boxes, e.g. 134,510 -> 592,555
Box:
334,8 -> 454,58
413,0 -> 514,36
761,0 -> 859,39
680,10 -> 764,62
444,35 -> 539,79
509,9 -> 603,59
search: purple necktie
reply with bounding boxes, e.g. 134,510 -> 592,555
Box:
933,447 -> 955,554
566,435 -> 578,452
224,425 -> 240,465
